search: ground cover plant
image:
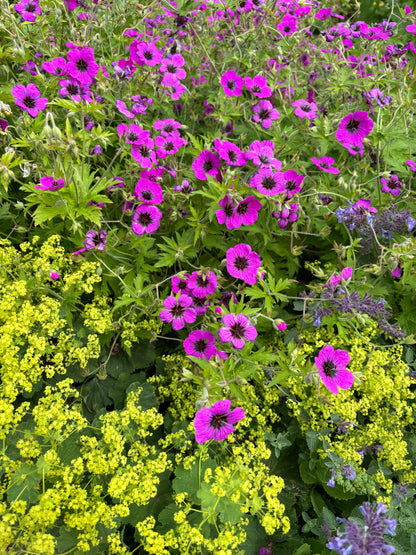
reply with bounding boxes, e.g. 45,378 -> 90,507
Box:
1,0 -> 416,552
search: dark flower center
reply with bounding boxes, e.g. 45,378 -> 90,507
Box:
55,67 -> 63,74
346,118 -> 360,132
23,96 -> 36,108
258,108 -> 270,119
261,176 -> 276,189
196,275 -> 208,287
164,124 -> 174,133
320,162 -> 329,169
210,413 -> 227,429
230,322 -> 246,339
141,190 -> 153,200
234,256 -> 249,271
139,146 -> 151,157
26,4 -> 36,12
259,154 -> 270,164
165,141 -> 174,151
194,339 -> 208,353
138,212 -> 153,226
178,280 -> 187,290
143,51 -> 153,60
252,85 -> 261,92
128,132 -> 138,141
171,304 -> 185,317
76,59 -> 89,72
224,202 -> 234,217
286,180 -> 296,190
67,83 -> 79,95
166,64 -> 176,73
302,104 -> 311,112
227,80 -> 236,90
202,160 -> 213,172
237,201 -> 249,215
228,150 -> 237,162
283,26 -> 291,33
193,296 -> 207,307
322,360 -> 337,377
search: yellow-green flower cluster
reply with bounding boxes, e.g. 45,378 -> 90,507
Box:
286,322 -> 416,499
0,382 -> 168,554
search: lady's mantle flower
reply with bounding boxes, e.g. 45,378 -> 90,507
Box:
327,502 -> 396,555
194,400 -> 245,443
159,295 -> 196,330
183,330 -> 217,361
315,345 -> 354,395
226,243 -> 261,285
335,110 -> 373,147
219,313 -> 257,349
12,84 -> 48,118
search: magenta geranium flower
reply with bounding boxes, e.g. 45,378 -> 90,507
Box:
226,243 -> 261,285
154,118 -> 181,136
12,84 -> 48,118
117,123 -> 148,145
131,41 -> 163,66
59,78 -> 92,103
192,150 -> 221,181
252,100 -> 279,129
335,111 -> 373,147
277,14 -> 298,35
131,137 -> 157,168
183,330 -> 217,361
315,345 -> 354,395
171,273 -> 190,295
216,196 -> 236,229
84,229 -> 108,250
214,139 -> 246,166
160,54 -> 186,81
406,160 -> 416,172
221,70 -> 244,97
194,400 -> 245,443
132,205 -> 162,235
42,57 -> 67,76
155,132 -> 187,159
187,270 -> 217,298
159,295 -> 196,330
66,47 -> 99,86
14,0 -> 41,21
219,313 -> 257,349
35,176 -> 65,191
250,169 -> 286,196
244,75 -> 272,98
283,170 -> 304,198
380,174 -> 402,196
310,156 -> 340,174
231,196 -> 262,229
273,203 -> 299,229
191,294 -> 210,316
291,99 -> 318,120
134,178 -> 163,204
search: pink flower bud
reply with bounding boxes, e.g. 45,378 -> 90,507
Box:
50,271 -> 59,280
275,320 -> 287,331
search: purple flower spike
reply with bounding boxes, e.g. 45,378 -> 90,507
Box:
12,83 -> 48,118
335,110 -> 374,147
219,313 -> 257,349
194,400 -> 245,443
315,345 -> 354,395
226,243 -> 261,285
159,295 -> 196,330
183,330 -> 217,361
